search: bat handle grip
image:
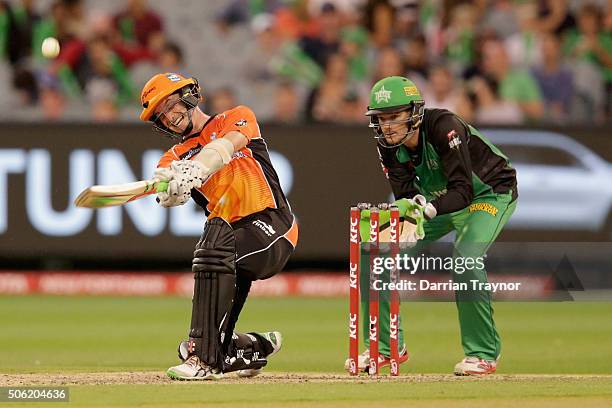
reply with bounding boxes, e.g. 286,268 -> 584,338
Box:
155,180 -> 169,193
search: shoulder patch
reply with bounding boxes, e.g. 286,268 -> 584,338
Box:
447,130 -> 461,149
234,119 -> 248,127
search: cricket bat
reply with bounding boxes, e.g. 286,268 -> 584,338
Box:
74,179 -> 168,208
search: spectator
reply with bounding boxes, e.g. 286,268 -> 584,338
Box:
62,0 -> 85,38
273,81 -> 302,123
208,87 -> 238,113
87,77 -> 118,122
462,28 -> 500,80
309,53 -> 366,123
481,38 -> 544,120
373,46 -> 404,81
0,3 -> 7,60
131,40 -> 185,91
298,2 -> 342,69
1,0 -> 41,65
339,25 -> 369,82
363,0 -> 394,48
158,41 -> 184,73
443,3 -> 478,73
391,0 -> 421,41
505,1 -> 542,68
2,0 -> 612,125
563,3 -> 612,115
422,65 -> 472,120
38,72 -> 65,120
402,34 -> 429,91
270,41 -> 324,89
308,0 -> 360,16
467,75 -> 523,125
531,32 -> 574,121
31,1 -> 71,63
244,13 -> 282,83
113,0 -> 162,48
535,0 -> 574,35
481,0 -> 519,38
52,33 -> 135,107
12,67 -> 38,105
274,0 -> 320,40
216,0 -> 284,32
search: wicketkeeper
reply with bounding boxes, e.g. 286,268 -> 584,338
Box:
139,73 -> 298,380
346,76 -> 518,375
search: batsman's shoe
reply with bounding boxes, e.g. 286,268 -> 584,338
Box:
166,355 -> 223,381
236,331 -> 283,378
454,356 -> 498,376
344,344 -> 409,373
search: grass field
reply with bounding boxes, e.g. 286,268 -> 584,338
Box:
1,296 -> 611,407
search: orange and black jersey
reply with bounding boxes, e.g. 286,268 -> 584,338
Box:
157,105 -> 292,224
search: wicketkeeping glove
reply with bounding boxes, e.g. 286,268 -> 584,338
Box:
396,194 -> 437,242
153,160 -> 209,208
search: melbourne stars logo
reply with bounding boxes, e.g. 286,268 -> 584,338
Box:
375,85 -> 392,104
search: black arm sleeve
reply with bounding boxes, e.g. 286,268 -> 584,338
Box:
377,146 -> 419,200
428,114 -> 474,214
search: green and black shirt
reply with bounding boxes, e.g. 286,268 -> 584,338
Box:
378,108 -> 517,215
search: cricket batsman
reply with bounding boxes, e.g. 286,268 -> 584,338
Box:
347,76 -> 518,375
139,72 -> 298,380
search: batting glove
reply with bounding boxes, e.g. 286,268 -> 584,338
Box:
153,160 -> 208,207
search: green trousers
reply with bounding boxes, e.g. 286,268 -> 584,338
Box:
362,191 -> 516,360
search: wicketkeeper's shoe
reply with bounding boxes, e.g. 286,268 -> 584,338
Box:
453,356 -> 498,376
343,344 -> 409,373
166,355 -> 223,381
236,331 -> 283,378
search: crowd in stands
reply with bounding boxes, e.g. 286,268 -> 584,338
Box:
0,0 -> 610,125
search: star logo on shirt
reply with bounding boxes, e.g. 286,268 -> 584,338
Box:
375,85 -> 392,104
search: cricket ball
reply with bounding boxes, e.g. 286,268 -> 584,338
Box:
41,37 -> 60,59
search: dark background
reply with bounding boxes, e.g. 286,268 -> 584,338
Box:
0,123 -> 611,270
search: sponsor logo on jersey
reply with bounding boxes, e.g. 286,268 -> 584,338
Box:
447,130 -> 461,149
232,151 -> 248,160
469,202 -> 499,216
166,73 -> 182,82
252,220 -> 276,236
234,119 -> 248,127
180,146 -> 203,160
210,132 -> 217,140
375,85 -> 392,103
